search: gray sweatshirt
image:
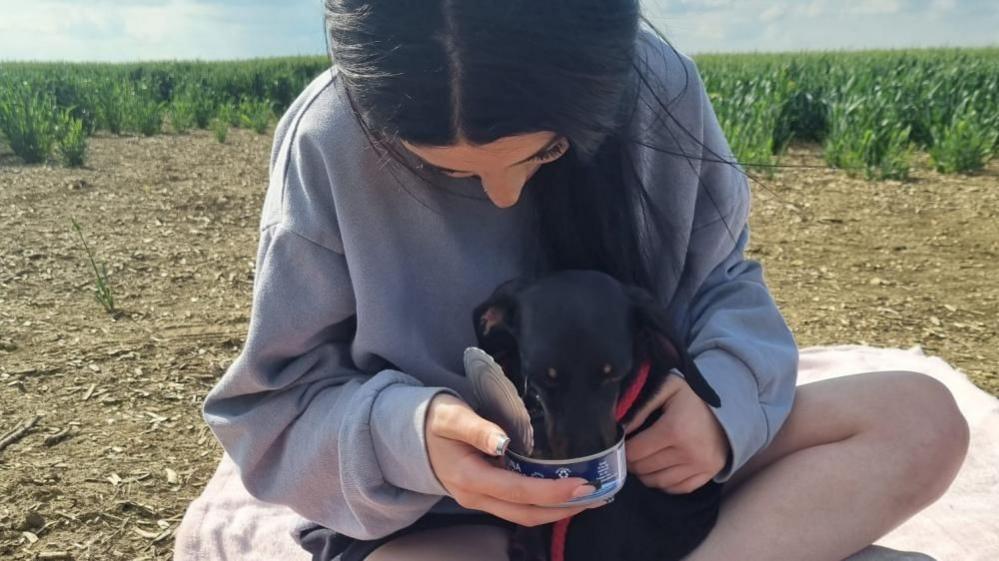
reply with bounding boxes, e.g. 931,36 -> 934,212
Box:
201,28 -> 798,542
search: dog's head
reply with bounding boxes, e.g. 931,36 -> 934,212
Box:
473,270 -> 720,459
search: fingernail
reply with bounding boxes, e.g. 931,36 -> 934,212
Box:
571,485 -> 596,498
492,433 -> 510,456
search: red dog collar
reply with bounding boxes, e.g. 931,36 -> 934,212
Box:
550,360 -> 651,561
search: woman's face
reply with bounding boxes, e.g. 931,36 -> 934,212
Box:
401,132 -> 569,208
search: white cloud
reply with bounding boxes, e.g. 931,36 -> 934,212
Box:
647,0 -> 999,53
759,5 -> 787,23
0,0 -> 325,61
1,0 -> 997,61
117,1 -> 219,44
674,0 -> 737,10
801,1 -> 829,18
848,0 -> 904,15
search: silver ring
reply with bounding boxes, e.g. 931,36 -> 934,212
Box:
494,434 -> 510,456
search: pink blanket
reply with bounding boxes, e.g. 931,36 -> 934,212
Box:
173,346 -> 999,561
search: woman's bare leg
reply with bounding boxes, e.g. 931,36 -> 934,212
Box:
366,371 -> 969,561
365,524 -> 511,561
683,371 -> 970,561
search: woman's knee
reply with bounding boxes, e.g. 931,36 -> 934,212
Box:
867,370 -> 969,505
365,524 -> 510,561
725,369 -> 969,502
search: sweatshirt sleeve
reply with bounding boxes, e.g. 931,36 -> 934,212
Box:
203,225 -> 457,539
202,92 -> 461,539
686,223 -> 799,483
665,52 -> 799,483
202,224 -> 460,540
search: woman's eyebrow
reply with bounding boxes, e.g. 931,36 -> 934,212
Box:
425,136 -> 564,173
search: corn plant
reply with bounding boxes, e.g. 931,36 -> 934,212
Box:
190,87 -> 218,129
127,93 -> 165,136
212,117 -> 229,143
169,98 -> 196,134
70,218 -> 116,316
93,78 -> 129,135
237,98 -> 272,134
823,95 -> 913,180
705,67 -> 795,177
0,83 -> 58,164
55,107 -> 88,167
172,83 -> 216,129
929,96 -> 998,174
220,101 -> 242,127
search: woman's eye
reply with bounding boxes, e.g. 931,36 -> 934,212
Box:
424,138 -> 568,178
421,164 -> 471,178
529,139 -> 569,163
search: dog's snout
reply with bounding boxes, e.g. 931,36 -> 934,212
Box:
546,411 -> 619,459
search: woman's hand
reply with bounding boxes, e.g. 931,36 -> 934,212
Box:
622,373 -> 729,494
425,393 -> 600,526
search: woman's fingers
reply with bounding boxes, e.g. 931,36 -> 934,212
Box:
429,394 -> 510,456
636,463 -> 698,491
459,491 -> 595,527
624,422 -> 675,464
666,472 -> 712,494
454,452 -> 591,506
627,445 -> 683,475
428,394 -> 594,508
623,374 -> 682,436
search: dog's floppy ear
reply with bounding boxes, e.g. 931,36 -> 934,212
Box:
472,277 -> 532,370
625,286 -> 721,408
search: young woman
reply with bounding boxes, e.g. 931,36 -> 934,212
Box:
201,2 -> 969,560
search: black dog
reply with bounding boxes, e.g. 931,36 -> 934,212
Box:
473,270 -> 725,561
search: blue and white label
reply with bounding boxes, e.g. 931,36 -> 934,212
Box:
502,435 -> 627,508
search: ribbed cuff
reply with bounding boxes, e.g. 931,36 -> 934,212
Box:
692,349 -> 768,483
369,383 -> 461,496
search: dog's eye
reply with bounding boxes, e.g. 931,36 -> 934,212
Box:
603,364 -> 629,385
533,367 -> 559,389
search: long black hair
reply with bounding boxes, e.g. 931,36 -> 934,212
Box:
322,0 -> 737,303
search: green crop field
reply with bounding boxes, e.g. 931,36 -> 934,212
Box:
0,56 -> 331,166
2,47 -> 997,176
698,47 -> 999,179
2,46 -> 998,561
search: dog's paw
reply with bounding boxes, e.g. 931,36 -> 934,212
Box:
508,525 -> 548,561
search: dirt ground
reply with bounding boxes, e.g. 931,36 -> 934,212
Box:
1,128 -> 996,560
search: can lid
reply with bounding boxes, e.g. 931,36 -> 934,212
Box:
464,347 -> 534,456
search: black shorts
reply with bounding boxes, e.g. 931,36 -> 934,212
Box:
297,512 -> 515,561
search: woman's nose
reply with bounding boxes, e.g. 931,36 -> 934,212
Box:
480,176 -> 526,208
481,166 -> 539,208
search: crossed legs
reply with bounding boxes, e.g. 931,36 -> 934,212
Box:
367,370 -> 970,561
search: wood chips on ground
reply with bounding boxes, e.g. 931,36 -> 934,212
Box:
1,130 -> 996,559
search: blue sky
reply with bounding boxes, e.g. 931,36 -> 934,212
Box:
0,0 -> 996,62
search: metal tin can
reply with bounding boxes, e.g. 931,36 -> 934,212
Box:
503,424 -> 627,508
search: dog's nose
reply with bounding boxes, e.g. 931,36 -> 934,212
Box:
563,431 -> 615,459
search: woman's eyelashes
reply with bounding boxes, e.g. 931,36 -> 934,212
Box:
529,138 -> 570,162
432,138 -> 569,178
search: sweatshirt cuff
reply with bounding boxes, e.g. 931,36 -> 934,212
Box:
369,382 -> 461,496
692,349 -> 769,483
